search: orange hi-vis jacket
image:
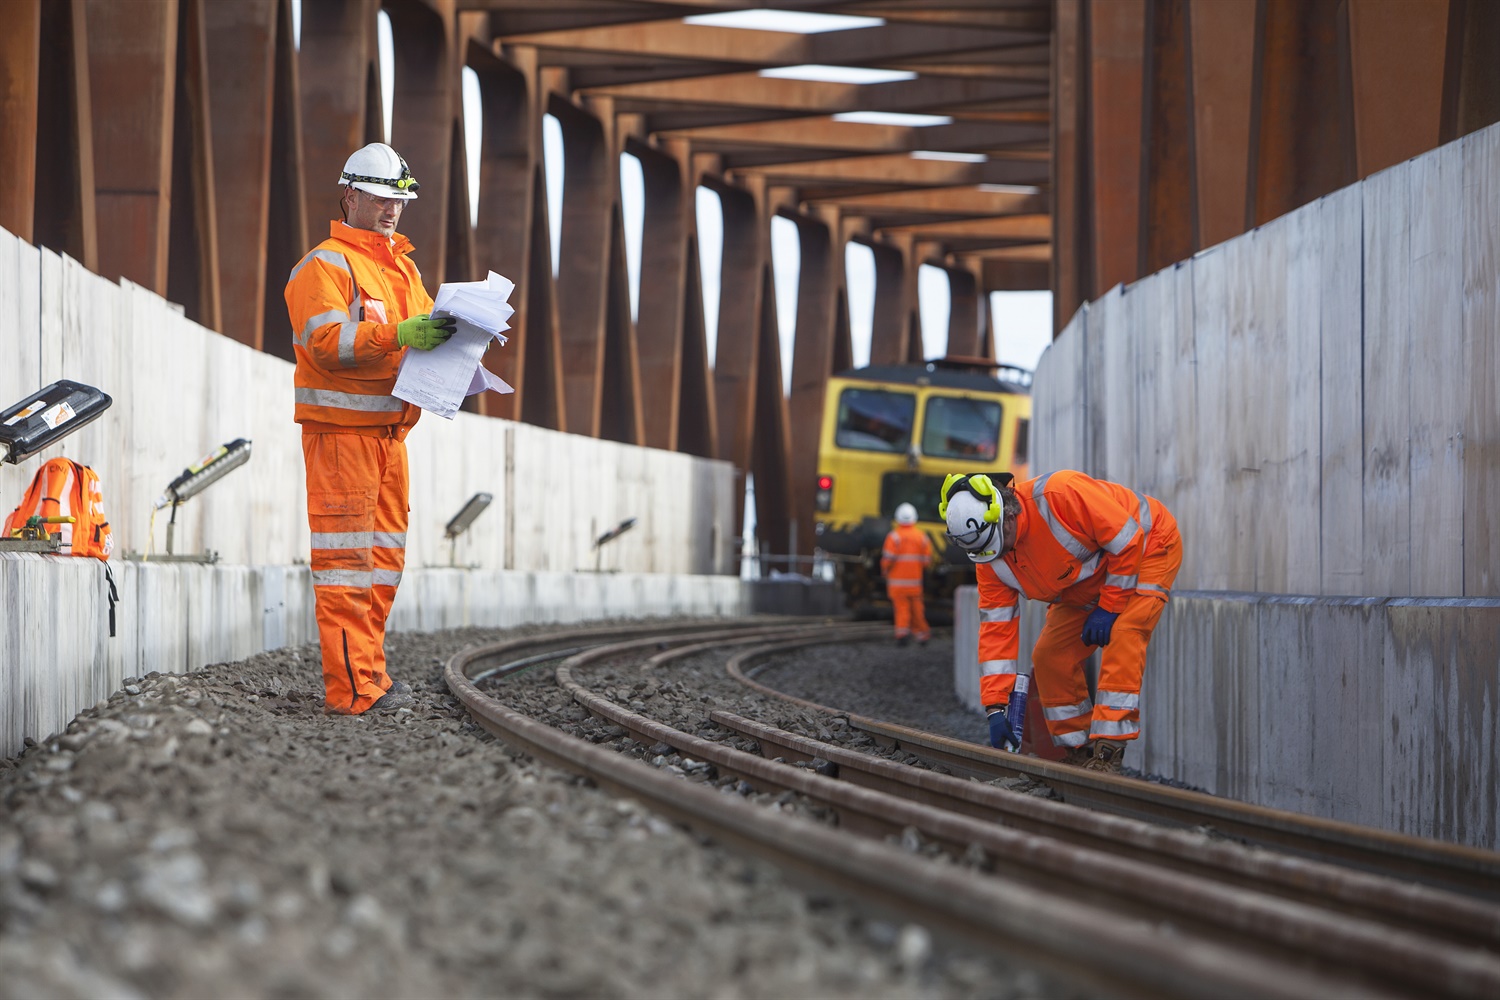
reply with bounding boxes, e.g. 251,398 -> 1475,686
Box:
881,524 -> 933,589
284,221 -> 435,435
976,470 -> 1176,708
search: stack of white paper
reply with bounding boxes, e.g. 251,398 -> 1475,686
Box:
393,271 -> 516,419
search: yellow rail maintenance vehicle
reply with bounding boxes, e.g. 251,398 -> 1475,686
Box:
813,357 -> 1032,615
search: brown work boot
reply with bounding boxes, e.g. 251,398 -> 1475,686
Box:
1082,738 -> 1129,774
1061,744 -> 1093,767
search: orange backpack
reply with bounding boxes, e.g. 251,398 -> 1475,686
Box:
3,457 -> 114,560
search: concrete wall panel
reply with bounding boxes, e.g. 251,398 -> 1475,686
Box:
0,223 -> 734,580
1407,142 -> 1465,596
1462,125 -> 1500,595
1035,122 -> 1499,600
1,552 -> 747,755
957,587 -> 1500,848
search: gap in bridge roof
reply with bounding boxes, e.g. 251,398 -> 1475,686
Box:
683,10 -> 884,33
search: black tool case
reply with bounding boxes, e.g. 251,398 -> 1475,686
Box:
0,380 -> 113,464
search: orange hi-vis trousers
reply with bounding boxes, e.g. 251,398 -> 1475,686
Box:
889,585 -> 930,641
1030,533 -> 1182,747
303,431 -> 408,714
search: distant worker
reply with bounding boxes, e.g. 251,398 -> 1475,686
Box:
881,502 -> 933,646
284,142 -> 455,715
940,471 -> 1181,773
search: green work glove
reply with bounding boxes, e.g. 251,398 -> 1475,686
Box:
396,313 -> 457,350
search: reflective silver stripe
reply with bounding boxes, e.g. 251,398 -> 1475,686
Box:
1031,473 -> 1094,561
886,579 -> 923,589
1104,517 -> 1139,555
980,659 -> 1018,676
372,569 -> 403,587
310,531 -> 373,550
1105,573 -> 1138,590
1136,581 -> 1170,595
993,560 -> 1023,592
337,322 -> 360,368
979,605 -> 1017,623
890,553 -> 926,561
289,248 -> 354,285
312,569 -> 372,588
1135,491 -> 1153,533
1091,718 -> 1140,738
371,531 -> 407,549
300,308 -> 350,347
1044,697 -> 1093,722
1074,551 -> 1102,583
1097,689 -> 1140,711
1055,730 -> 1090,747
295,388 -> 404,412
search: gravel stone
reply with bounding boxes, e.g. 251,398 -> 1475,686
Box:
0,620 -> 1077,999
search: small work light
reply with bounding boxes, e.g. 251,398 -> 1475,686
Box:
591,516 -> 637,572
150,438 -> 252,560
444,492 -> 492,566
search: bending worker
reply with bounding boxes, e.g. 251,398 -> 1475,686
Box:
284,142 -> 455,715
881,502 -> 933,645
940,470 -> 1181,773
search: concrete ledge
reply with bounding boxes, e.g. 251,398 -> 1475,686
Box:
952,587 -> 1500,850
744,578 -> 846,617
1,552 -> 745,756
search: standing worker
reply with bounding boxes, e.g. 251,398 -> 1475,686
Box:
881,502 -> 933,646
284,142 -> 456,715
940,471 -> 1181,773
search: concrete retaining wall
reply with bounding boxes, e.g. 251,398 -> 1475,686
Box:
0,228 -> 737,576
0,220 -> 750,756
1030,123 -> 1500,600
953,587 -> 1500,850
1,551 -> 746,755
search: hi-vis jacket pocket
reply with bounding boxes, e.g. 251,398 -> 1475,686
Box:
309,490 -> 370,517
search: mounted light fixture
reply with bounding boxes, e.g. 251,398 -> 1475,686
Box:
445,492 -> 492,567
0,380 -> 113,553
151,438 -> 252,561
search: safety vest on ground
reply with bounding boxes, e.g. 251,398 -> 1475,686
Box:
881,523 -> 932,589
284,221 -> 434,434
976,470 -> 1177,705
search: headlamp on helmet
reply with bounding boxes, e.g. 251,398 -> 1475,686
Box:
940,472 -> 1013,564
338,143 -> 421,200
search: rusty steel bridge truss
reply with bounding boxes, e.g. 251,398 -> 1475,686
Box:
0,0 -> 1496,557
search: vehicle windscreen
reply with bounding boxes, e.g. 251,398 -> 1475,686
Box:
921,395 -> 1002,461
835,388 -> 915,453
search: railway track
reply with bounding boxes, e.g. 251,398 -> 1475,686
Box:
445,619 -> 1500,999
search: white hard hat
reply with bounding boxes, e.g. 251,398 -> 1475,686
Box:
339,142 -> 419,200
894,502 -> 918,525
943,490 -> 1002,563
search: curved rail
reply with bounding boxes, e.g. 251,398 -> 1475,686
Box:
444,621 -> 1493,999
727,635 -> 1500,901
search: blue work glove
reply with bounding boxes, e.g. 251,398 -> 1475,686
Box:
396,313 -> 456,350
1082,607 -> 1120,647
987,708 -> 1020,751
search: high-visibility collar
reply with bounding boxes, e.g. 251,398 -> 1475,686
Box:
998,494 -> 1034,562
330,220 -> 414,257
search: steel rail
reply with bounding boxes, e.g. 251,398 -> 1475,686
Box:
550,638 -> 1500,999
647,637 -> 1500,948
444,624 -> 1397,1000
707,708 -> 1500,951
726,635 -> 1500,900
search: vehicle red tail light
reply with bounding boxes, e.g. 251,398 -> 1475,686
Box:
814,475 -> 833,512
